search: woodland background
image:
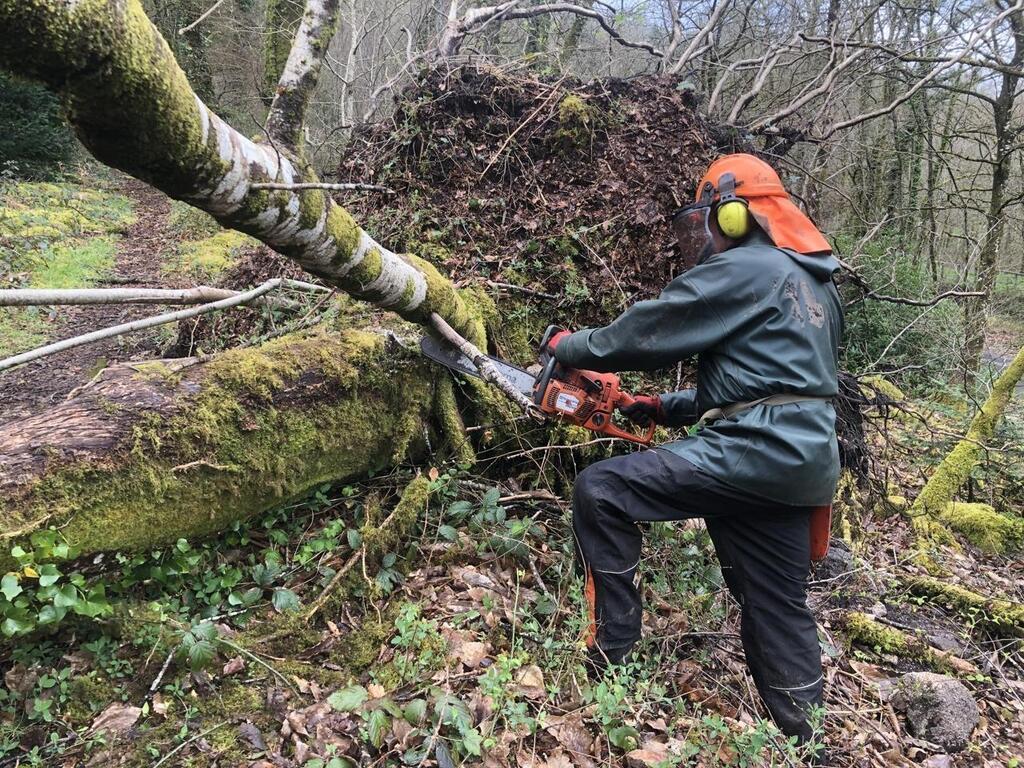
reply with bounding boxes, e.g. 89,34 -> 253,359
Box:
0,1 -> 1023,766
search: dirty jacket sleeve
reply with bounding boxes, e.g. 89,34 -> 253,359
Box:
658,389 -> 698,427
554,260 -> 744,373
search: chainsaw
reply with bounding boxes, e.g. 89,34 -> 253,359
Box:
420,326 -> 656,446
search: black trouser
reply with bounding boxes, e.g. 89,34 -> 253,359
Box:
571,449 -> 823,742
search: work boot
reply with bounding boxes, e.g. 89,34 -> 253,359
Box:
583,643 -> 633,679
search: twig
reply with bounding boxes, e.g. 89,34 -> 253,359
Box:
145,650 -> 175,703
429,312 -> 543,420
486,281 -> 558,300
0,285 -> 314,309
152,721 -> 229,768
178,0 -> 228,34
251,181 -> 395,194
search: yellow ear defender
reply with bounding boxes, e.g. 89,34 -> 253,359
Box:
715,172 -> 752,240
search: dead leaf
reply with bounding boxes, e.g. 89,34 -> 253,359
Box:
238,721 -> 266,752
89,703 -> 142,736
457,641 -> 489,668
514,664 -> 545,699
368,683 -> 386,699
151,693 -> 169,716
222,656 -> 246,676
625,741 -> 669,768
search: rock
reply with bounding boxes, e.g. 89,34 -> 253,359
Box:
891,672 -> 978,752
812,538 -> 853,582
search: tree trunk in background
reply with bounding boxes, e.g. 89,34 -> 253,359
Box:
264,0 -> 307,103
146,0 -> 216,105
0,0 -> 485,346
964,8 -> 1023,375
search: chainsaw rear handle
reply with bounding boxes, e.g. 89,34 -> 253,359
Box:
607,390 -> 657,445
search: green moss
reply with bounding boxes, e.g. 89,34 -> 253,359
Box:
65,673 -> 113,726
166,229 -> 253,281
4,329 -> 436,557
906,344 -> 1024,543
551,93 -> 602,154
860,375 -> 906,401
937,502 -> 1024,554
907,576 -> 1024,637
843,612 -> 957,674
433,377 -> 475,465
361,475 -> 433,557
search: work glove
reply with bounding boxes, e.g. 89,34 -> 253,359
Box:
619,394 -> 662,427
543,329 -> 571,354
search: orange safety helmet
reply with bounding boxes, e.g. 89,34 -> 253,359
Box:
696,153 -> 831,255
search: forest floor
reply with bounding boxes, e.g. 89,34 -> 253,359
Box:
1,69 -> 1024,768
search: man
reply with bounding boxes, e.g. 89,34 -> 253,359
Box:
545,153 -> 842,744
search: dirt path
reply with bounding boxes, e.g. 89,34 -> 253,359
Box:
0,178 -> 181,425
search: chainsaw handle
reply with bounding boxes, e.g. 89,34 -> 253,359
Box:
607,391 -> 657,446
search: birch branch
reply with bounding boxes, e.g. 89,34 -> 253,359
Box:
0,283 -> 326,308
429,312 -> 542,419
0,279 -> 290,372
178,0 -> 228,34
250,182 -> 395,194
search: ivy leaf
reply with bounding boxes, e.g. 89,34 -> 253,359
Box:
37,564 -> 61,587
346,529 -> 362,549
52,584 -> 79,609
327,685 -> 368,712
37,604 -> 68,625
271,588 -> 300,613
608,725 -> 640,751
1,574 -> 22,601
1,614 -> 32,637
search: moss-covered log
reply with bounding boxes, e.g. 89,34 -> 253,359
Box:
0,0 -> 484,345
843,612 -> 977,675
906,577 -> 1024,638
906,344 -> 1024,542
0,328 -> 440,558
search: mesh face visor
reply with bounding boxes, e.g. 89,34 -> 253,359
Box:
671,203 -> 713,270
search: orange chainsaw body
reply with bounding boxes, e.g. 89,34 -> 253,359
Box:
533,358 -> 656,446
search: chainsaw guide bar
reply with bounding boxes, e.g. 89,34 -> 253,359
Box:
419,336 -> 537,397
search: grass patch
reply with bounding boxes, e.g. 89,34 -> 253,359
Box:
0,177 -> 135,355
29,236 -> 117,289
164,200 -> 255,281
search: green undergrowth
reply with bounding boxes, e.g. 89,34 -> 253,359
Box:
164,200 -> 256,281
0,176 -> 135,354
1,469 -> 818,766
0,473 -> 438,765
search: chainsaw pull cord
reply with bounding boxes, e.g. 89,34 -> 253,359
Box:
694,393 -> 833,431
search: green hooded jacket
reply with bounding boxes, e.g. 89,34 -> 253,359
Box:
555,231 -> 843,506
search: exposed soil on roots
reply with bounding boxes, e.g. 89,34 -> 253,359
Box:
339,65 -> 745,324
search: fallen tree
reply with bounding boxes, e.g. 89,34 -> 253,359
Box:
0,326 -> 447,558
0,0 -> 484,346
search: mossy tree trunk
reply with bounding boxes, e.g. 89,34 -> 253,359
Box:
0,0 -> 484,346
0,328 -> 441,559
906,343 -> 1024,543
